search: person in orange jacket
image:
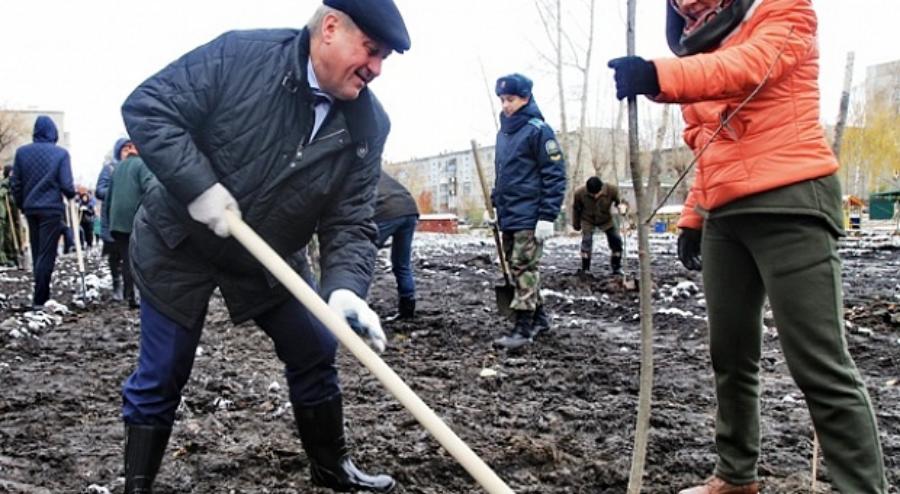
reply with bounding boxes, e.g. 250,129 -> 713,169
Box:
608,0 -> 887,493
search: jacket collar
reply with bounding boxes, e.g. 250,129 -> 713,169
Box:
284,28 -> 381,142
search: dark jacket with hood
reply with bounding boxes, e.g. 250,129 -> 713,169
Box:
122,28 -> 388,328
491,99 -> 566,232
374,171 -> 418,223
11,116 -> 75,215
96,138 -> 131,243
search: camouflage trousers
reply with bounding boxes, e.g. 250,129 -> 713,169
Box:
502,230 -> 544,311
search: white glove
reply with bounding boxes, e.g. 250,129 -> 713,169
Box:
328,289 -> 386,353
187,183 -> 241,238
482,210 -> 496,227
534,220 -> 555,242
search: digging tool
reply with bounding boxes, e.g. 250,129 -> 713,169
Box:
68,199 -> 87,297
470,140 -> 514,317
19,212 -> 31,272
619,214 -> 636,291
222,210 -> 514,494
4,194 -> 25,268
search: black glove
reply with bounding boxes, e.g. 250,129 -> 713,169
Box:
677,228 -> 702,271
573,223 -> 581,232
607,56 -> 660,100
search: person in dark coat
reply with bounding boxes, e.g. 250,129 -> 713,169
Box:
0,165 -> 20,267
10,115 -> 75,310
490,73 -> 566,350
373,171 -> 418,320
107,140 -> 155,308
96,137 -> 132,300
118,1 -> 409,492
75,187 -> 97,250
572,176 -> 623,275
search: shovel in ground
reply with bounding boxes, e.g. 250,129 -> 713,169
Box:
4,194 -> 26,269
470,140 -> 514,317
618,214 -> 637,291
489,220 -> 515,317
68,199 -> 87,297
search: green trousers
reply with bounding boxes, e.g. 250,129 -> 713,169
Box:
702,214 -> 886,492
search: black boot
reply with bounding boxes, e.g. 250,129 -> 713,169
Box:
580,257 -> 591,272
398,297 -> 415,319
611,253 -> 623,275
294,395 -> 395,492
385,297 -> 415,322
493,310 -> 534,350
112,276 -> 124,301
124,424 -> 171,494
532,305 -> 551,337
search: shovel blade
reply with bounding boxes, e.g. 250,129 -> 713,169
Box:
495,283 -> 515,318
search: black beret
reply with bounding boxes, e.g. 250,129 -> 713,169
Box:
495,73 -> 533,98
324,0 -> 411,53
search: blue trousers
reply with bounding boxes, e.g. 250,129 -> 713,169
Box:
26,212 -> 63,306
122,297 -> 340,426
375,214 -> 417,300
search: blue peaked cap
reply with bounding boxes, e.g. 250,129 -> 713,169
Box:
495,73 -> 533,98
323,0 -> 411,53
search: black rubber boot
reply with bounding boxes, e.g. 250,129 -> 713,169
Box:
124,424 -> 171,494
611,253 -> 623,275
294,395 -> 395,493
398,297 -> 415,319
386,297 -> 415,322
493,310 -> 534,349
580,257 -> 591,272
532,305 -> 551,337
112,276 -> 124,301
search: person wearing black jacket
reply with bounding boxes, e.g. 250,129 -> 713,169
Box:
373,171 -> 419,320
118,1 -> 410,492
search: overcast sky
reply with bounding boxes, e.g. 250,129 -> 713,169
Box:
1,0 -> 897,187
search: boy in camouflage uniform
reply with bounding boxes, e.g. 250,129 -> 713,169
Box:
490,73 -> 566,349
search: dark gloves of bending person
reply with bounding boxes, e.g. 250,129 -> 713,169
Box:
607,56 -> 660,100
677,228 -> 702,271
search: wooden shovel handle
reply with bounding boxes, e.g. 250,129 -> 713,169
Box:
470,140 -> 512,281
223,210 -> 513,494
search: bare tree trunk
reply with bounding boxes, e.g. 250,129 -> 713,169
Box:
0,110 -> 28,159
833,51 -> 855,162
625,1 -> 655,492
646,105 -> 671,209
553,0 -> 570,158
479,58 -> 500,133
607,100 -> 625,184
570,0 -> 597,207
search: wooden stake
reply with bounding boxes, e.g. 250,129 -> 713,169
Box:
624,0 -> 656,492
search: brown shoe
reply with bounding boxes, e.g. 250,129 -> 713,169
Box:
678,476 -> 759,494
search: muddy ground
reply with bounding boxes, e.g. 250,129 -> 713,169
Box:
0,233 -> 897,493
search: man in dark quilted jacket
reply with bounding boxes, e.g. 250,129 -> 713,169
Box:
118,1 -> 410,492
10,115 -> 75,310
